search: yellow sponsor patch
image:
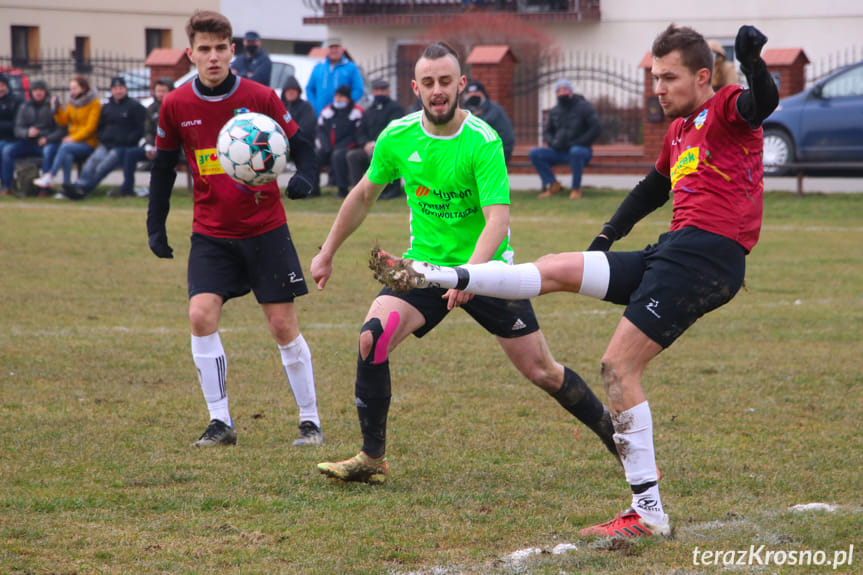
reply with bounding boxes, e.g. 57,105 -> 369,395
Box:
195,148 -> 224,176
671,147 -> 699,187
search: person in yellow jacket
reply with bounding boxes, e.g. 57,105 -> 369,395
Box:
33,75 -> 100,190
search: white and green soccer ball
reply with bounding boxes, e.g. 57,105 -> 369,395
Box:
217,112 -> 290,186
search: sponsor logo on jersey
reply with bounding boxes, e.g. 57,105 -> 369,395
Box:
181,119 -> 203,128
415,185 -> 430,197
694,108 -> 708,130
408,151 -> 422,162
670,146 -> 699,187
195,147 -> 224,176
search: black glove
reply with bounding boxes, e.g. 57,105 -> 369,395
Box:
286,172 -> 314,199
587,235 -> 612,252
148,230 -> 173,259
735,25 -> 768,75
586,223 -> 617,252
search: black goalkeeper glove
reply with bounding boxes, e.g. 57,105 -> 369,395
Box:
148,229 -> 173,259
735,25 -> 768,75
286,172 -> 314,199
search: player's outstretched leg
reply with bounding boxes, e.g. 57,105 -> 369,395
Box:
317,452 -> 388,484
369,246 -> 542,299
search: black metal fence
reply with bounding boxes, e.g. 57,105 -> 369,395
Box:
362,47 -> 643,147
1,48 -> 146,101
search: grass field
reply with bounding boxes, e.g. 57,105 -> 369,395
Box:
1,185 -> 861,574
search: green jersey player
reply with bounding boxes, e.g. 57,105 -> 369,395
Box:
310,42 -> 619,484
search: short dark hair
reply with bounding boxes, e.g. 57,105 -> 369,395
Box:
421,42 -> 461,67
155,76 -> 175,90
185,10 -> 233,46
651,24 -> 713,77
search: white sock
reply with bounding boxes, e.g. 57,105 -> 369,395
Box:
613,401 -> 665,524
420,260 -> 542,299
462,262 -> 542,298
279,334 -> 320,427
191,332 -> 231,427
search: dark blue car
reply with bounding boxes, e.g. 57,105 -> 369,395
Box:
762,59 -> 863,175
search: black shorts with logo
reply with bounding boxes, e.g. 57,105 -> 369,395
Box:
188,224 -> 309,303
377,286 -> 540,339
604,226 -> 746,348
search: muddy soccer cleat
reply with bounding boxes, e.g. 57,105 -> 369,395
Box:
579,508 -> 671,538
369,246 -> 430,293
192,419 -> 237,448
317,451 -> 388,484
292,421 -> 324,446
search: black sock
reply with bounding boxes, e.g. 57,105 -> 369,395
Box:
355,357 -> 392,459
552,367 -> 619,458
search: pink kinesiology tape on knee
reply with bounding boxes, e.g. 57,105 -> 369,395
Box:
374,311 -> 400,364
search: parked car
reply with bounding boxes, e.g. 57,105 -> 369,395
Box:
762,59 -> 863,175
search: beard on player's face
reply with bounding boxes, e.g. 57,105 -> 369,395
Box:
423,87 -> 461,126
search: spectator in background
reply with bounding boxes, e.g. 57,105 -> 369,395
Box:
306,38 -> 365,115
232,30 -> 272,87
60,76 -> 145,200
708,40 -> 739,90
0,73 -> 22,196
462,79 -> 515,163
346,78 -> 404,200
114,76 -> 174,198
316,84 -> 363,198
2,80 -> 62,197
281,75 -> 319,196
529,78 -> 601,200
281,75 -> 317,141
33,75 -> 100,191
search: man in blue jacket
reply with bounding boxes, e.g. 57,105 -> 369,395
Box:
232,31 -> 272,87
306,38 -> 364,115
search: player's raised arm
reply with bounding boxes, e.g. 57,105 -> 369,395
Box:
310,174 -> 385,290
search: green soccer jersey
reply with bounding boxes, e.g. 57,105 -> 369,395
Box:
367,110 -> 514,266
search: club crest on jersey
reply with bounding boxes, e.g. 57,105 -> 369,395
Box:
694,109 -> 708,130
283,112 -> 293,124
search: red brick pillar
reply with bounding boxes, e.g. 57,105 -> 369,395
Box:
762,48 -> 809,98
145,49 -> 192,90
466,45 -> 518,123
639,52 -> 671,164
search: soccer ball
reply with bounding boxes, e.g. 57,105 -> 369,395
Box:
217,112 -> 290,186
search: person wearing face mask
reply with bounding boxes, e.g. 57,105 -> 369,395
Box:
346,78 -> 405,200
231,31 -> 272,87
529,78 -> 601,199
316,84 -> 363,198
462,80 -> 514,164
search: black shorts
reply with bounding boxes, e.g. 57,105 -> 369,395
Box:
188,224 -> 309,303
604,227 -> 746,348
377,286 -> 540,339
